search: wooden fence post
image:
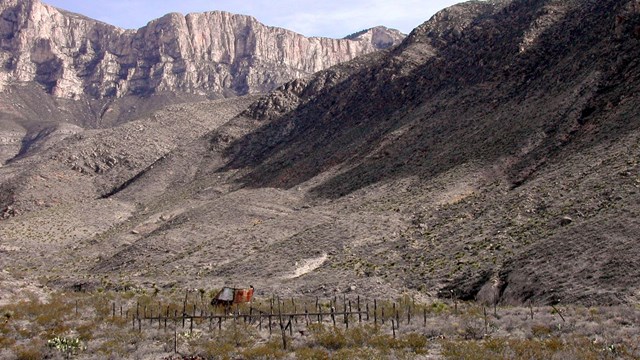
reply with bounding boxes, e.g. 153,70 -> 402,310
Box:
394,303 -> 399,330
331,306 -> 336,327
165,306 -> 169,332
344,300 -> 349,329
278,298 -> 287,350
182,291 -> 188,328
423,308 -> 427,327
483,306 -> 488,334
269,300 -> 274,335
366,302 -> 370,322
374,299 -> 378,325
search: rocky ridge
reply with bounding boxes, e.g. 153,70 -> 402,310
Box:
0,0 -> 404,99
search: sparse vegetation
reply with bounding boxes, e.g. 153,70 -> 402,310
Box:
1,1 -> 639,360
0,290 -> 638,359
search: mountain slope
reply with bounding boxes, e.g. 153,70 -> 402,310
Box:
215,0 -> 640,304
0,0 -> 403,164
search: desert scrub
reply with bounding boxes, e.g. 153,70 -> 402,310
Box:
95,329 -> 145,356
295,347 -> 331,360
191,321 -> 259,358
47,336 -> 86,357
12,342 -> 45,360
305,323 -> 428,356
440,336 -> 634,360
240,339 -> 287,359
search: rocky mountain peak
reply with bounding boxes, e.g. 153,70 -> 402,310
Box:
0,0 -> 405,99
344,26 -> 406,49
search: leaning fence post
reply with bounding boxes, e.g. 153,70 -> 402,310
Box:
551,304 -> 565,322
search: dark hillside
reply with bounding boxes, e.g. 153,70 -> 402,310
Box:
223,0 -> 639,197
209,0 -> 640,305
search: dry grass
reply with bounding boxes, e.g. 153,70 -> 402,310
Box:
0,291 -> 638,359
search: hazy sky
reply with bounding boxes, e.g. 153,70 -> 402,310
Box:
43,0 -> 463,38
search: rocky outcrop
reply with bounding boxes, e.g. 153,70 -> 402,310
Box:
0,0 -> 404,99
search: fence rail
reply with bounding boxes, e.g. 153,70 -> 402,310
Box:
99,292 -> 519,353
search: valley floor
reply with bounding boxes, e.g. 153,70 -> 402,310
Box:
0,289 -> 638,359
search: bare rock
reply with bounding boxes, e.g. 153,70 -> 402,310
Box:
0,0 -> 405,99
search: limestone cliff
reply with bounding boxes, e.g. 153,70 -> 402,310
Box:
0,0 -> 404,99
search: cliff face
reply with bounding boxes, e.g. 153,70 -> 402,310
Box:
0,0 -> 404,99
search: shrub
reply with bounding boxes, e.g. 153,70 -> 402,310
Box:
309,324 -> 348,350
13,344 -> 44,360
531,324 -> 554,338
241,339 -> 286,359
47,336 -> 86,356
400,332 -> 428,353
295,347 -> 330,360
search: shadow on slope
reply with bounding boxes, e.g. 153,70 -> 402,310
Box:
221,0 -> 639,200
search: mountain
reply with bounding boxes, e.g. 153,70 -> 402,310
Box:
0,0 -> 403,99
1,0 -> 639,306
0,0 -> 404,164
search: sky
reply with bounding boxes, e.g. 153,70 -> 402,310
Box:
43,0 -> 463,38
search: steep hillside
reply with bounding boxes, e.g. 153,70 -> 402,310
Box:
213,0 -> 640,305
0,0 -> 638,306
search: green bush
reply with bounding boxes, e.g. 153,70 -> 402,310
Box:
47,336 -> 85,356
